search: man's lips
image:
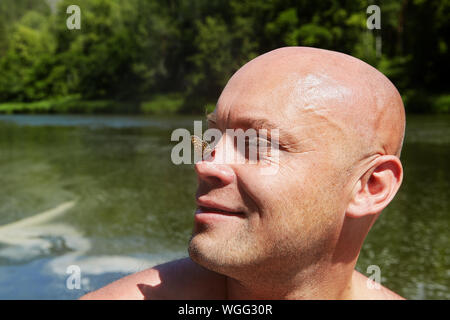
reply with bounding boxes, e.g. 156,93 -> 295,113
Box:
195,199 -> 245,216
194,206 -> 245,224
196,205 -> 244,216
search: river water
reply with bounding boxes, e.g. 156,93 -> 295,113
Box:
0,114 -> 448,299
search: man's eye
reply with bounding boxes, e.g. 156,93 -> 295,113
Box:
244,136 -> 257,148
246,136 -> 257,146
246,136 -> 271,148
244,136 -> 272,160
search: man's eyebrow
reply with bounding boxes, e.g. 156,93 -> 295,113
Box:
206,113 -> 298,144
239,118 -> 279,130
233,117 -> 298,143
207,113 -> 280,131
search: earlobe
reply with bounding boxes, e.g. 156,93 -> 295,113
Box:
346,179 -> 371,218
346,156 -> 403,218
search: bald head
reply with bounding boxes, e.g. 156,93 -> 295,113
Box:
191,47 -> 406,298
219,47 -> 405,164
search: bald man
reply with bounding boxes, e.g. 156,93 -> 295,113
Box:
81,47 -> 406,300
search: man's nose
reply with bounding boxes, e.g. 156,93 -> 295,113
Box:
194,138 -> 235,186
194,160 -> 234,186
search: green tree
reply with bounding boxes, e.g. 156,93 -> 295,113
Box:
0,11 -> 56,101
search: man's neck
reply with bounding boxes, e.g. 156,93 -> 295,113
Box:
225,261 -> 358,300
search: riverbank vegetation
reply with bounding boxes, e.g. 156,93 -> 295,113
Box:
0,0 -> 448,114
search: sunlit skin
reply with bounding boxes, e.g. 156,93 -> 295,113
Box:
81,47 -> 406,300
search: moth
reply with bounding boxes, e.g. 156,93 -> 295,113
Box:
191,135 -> 213,159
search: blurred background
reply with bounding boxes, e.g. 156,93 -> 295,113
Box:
0,0 -> 448,299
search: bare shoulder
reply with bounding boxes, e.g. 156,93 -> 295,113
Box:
351,270 -> 405,300
80,257 -> 227,300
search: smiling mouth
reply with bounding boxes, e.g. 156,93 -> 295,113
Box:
196,206 -> 245,216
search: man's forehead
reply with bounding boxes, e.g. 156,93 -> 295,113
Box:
213,101 -> 339,154
216,71 -> 349,132
220,62 -> 353,110
213,81 -> 355,159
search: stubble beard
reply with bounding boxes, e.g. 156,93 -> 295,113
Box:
187,222 -> 267,279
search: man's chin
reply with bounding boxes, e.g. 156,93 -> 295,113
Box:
188,232 -> 261,281
188,234 -> 232,275
188,234 -> 216,265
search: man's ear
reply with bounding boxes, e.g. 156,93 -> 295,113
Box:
346,155 -> 403,218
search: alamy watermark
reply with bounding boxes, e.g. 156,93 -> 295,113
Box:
366,5 -> 381,30
171,121 -> 280,175
66,264 -> 81,290
366,5 -> 382,57
66,5 -> 81,30
366,264 -> 381,290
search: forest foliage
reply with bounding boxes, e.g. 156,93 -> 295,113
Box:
0,0 -> 448,113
